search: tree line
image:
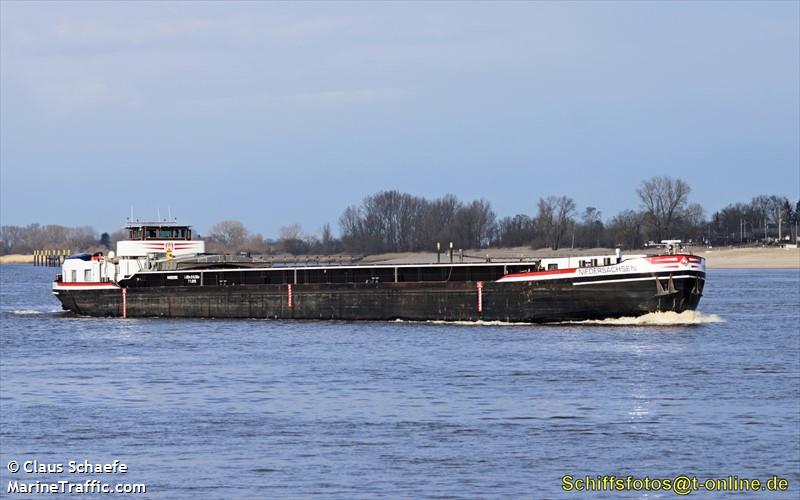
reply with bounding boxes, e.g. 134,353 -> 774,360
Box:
2,176 -> 798,255
0,224 -> 100,255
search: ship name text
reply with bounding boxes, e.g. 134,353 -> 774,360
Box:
576,265 -> 637,276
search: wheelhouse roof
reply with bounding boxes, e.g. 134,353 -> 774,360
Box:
124,221 -> 191,229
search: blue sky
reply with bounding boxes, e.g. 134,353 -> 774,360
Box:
1,1 -> 798,238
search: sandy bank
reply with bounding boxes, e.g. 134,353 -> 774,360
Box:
0,254 -> 34,264
700,247 -> 799,269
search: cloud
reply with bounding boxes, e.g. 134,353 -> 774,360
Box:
3,7 -> 353,54
0,4 -> 370,113
276,87 -> 404,106
184,87 -> 405,111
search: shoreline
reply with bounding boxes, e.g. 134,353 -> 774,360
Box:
2,247 -> 797,269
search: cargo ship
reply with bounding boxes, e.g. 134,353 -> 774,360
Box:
52,221 -> 705,322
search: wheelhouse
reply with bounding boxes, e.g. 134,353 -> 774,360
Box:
126,222 -> 192,241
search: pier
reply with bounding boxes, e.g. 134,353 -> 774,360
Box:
33,249 -> 70,267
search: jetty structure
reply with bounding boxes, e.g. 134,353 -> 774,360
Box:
52,221 -> 705,322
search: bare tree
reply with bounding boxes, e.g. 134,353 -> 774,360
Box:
244,234 -> 269,254
607,209 -> 644,249
0,225 -> 25,253
339,191 -> 495,253
579,207 -> 603,248
672,203 -> 706,243
319,223 -> 339,254
712,203 -> 746,244
496,214 -> 535,247
109,229 -> 128,249
208,220 -> 248,250
637,176 -> 691,241
537,195 -> 575,250
453,199 -> 496,249
0,223 -> 98,254
65,226 -> 98,250
279,224 -> 303,241
767,195 -> 790,240
420,194 -> 462,249
340,191 -> 431,253
339,205 -> 366,253
278,223 -> 307,255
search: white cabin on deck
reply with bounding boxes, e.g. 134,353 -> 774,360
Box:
116,222 -> 204,258
61,254 -> 115,283
538,254 -> 619,271
57,222 -> 205,283
537,249 -> 632,271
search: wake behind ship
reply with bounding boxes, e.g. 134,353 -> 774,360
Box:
52,221 -> 705,322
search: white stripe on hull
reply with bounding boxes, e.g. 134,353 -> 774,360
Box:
572,274 -> 704,286
52,283 -> 119,292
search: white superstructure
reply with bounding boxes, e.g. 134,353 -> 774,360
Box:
56,221 -> 205,286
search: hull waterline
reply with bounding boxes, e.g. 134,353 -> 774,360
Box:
54,270 -> 704,323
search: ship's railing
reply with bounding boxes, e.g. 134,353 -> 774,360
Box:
461,252 -> 540,263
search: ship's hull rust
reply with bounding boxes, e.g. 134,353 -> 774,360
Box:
54,271 -> 704,323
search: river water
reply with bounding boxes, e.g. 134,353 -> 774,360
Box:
1,265 -> 798,498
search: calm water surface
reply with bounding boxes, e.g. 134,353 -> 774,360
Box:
1,265 -> 798,499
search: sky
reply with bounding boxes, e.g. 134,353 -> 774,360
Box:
1,1 -> 798,238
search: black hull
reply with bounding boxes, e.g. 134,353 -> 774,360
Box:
54,271 -> 704,323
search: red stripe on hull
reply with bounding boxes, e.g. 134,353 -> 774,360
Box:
501,268 -> 576,279
54,282 -> 118,288
647,254 -> 702,264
